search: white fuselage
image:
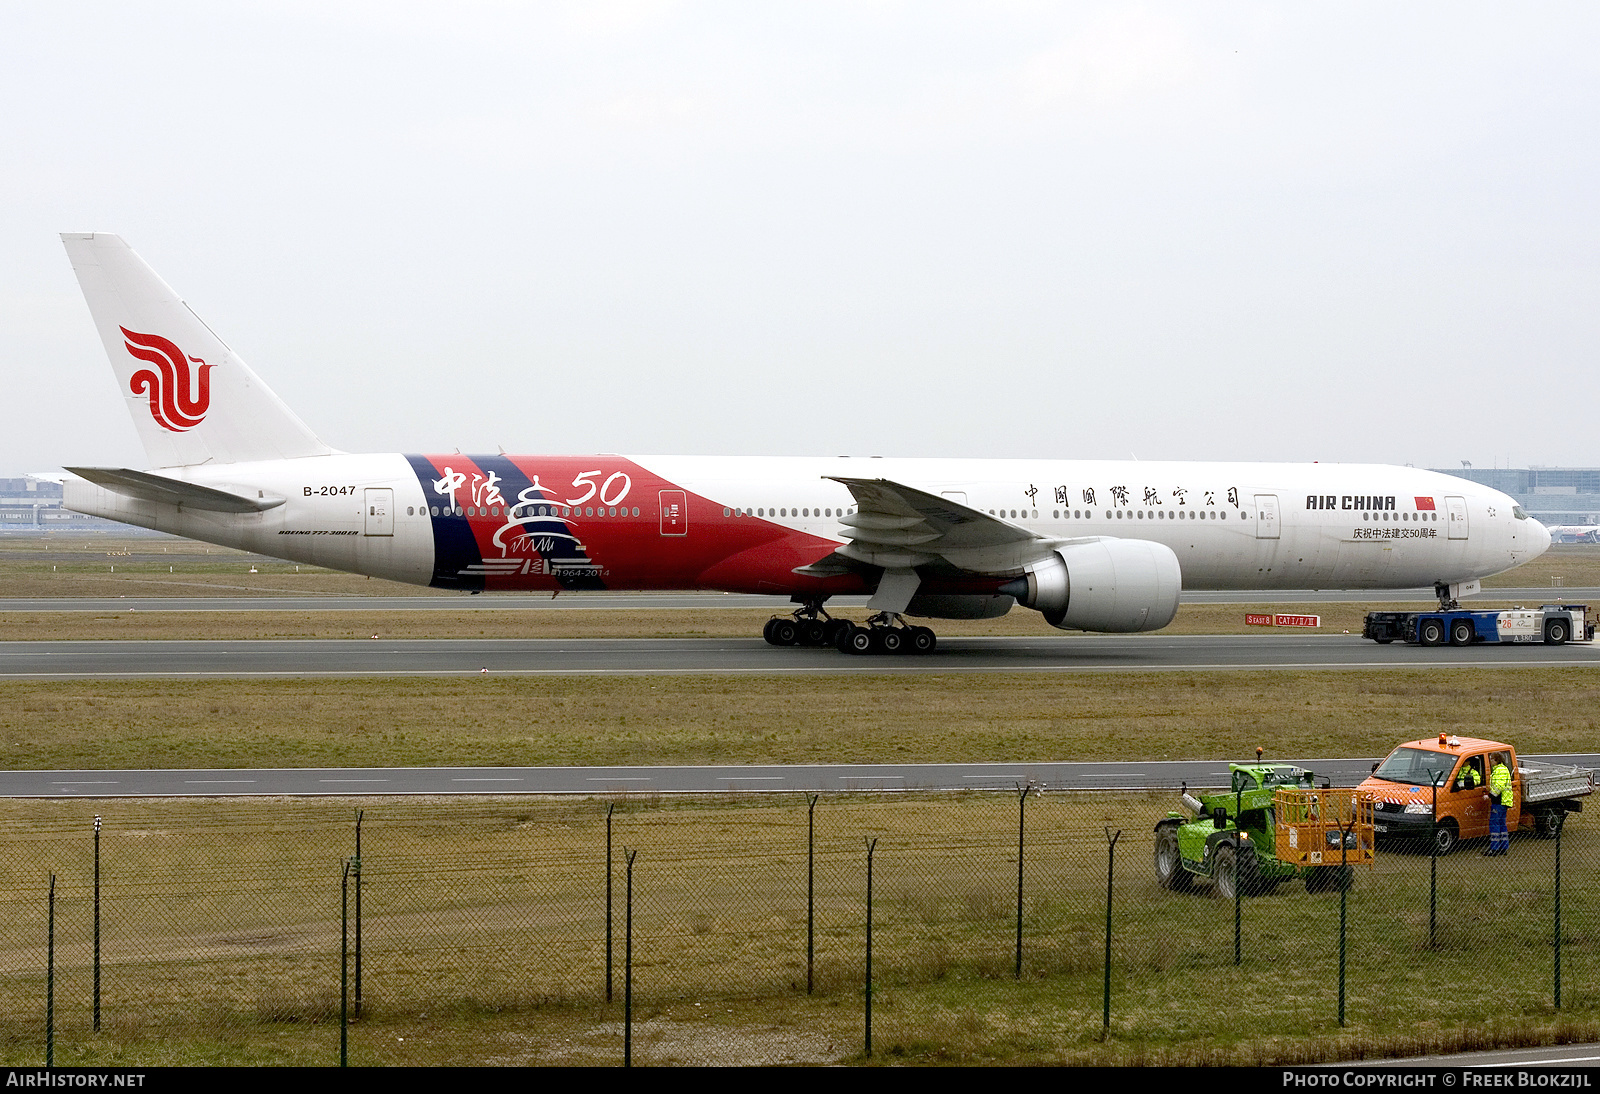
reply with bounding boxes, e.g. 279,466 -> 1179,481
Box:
65,453 -> 1546,597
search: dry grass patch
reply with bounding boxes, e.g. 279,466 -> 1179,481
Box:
1,668 -> 1598,770
0,599 -> 1574,641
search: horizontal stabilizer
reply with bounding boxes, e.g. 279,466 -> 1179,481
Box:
65,467 -> 285,513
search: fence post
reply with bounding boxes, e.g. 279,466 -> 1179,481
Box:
1338,817 -> 1354,1027
340,859 -> 350,1068
1554,814 -> 1563,1009
1233,786 -> 1243,966
807,794 -> 817,995
1015,785 -> 1027,980
46,874 -> 55,1068
1103,828 -> 1121,1034
624,847 -> 636,1068
864,837 -> 877,1059
606,803 -> 616,1004
93,815 -> 102,1034
353,809 -> 363,1021
1429,778 -> 1439,949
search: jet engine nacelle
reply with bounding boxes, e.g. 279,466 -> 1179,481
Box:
1000,538 -> 1182,633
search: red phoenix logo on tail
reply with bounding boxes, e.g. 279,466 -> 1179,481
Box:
122,327 -> 215,432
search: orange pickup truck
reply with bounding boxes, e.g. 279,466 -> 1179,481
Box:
1357,735 -> 1593,854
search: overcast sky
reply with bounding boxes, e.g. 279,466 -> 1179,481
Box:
4,2 -> 1597,474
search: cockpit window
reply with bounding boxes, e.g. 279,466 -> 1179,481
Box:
1513,506 -> 1529,520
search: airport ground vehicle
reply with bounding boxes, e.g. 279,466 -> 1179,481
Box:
1358,735 -> 1593,853
1363,604 -> 1594,646
1154,761 -> 1375,897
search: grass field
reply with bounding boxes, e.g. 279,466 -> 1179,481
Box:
1,535 -> 1598,641
6,534 -> 1599,591
1,667 -> 1598,771
0,600 -> 1546,641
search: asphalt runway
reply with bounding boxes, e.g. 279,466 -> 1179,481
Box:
3,632 -> 1599,678
1,588 -> 1594,612
7,755 -> 1595,798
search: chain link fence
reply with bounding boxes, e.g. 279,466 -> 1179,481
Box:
0,791 -> 1594,1066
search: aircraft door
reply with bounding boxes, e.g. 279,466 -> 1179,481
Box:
659,490 -> 687,536
1454,753 -> 1490,838
364,488 -> 393,536
1446,496 -> 1469,540
1254,494 -> 1280,539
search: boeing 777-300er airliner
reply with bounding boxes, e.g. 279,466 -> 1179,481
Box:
56,234 -> 1550,654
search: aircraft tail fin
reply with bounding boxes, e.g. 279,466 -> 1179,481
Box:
60,233 -> 335,468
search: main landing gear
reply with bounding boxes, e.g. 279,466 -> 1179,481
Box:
762,603 -> 938,655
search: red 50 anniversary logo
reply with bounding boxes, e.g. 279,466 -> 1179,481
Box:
121,327 -> 215,432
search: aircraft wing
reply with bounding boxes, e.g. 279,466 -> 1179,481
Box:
66,467 -> 286,513
819,476 -> 1063,575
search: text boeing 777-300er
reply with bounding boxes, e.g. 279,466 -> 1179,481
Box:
56,233 -> 1550,654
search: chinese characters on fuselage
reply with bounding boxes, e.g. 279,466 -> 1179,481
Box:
1045,484 -> 1240,509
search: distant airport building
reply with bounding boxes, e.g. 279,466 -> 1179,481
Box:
0,476 -> 124,531
1433,466 -> 1600,536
